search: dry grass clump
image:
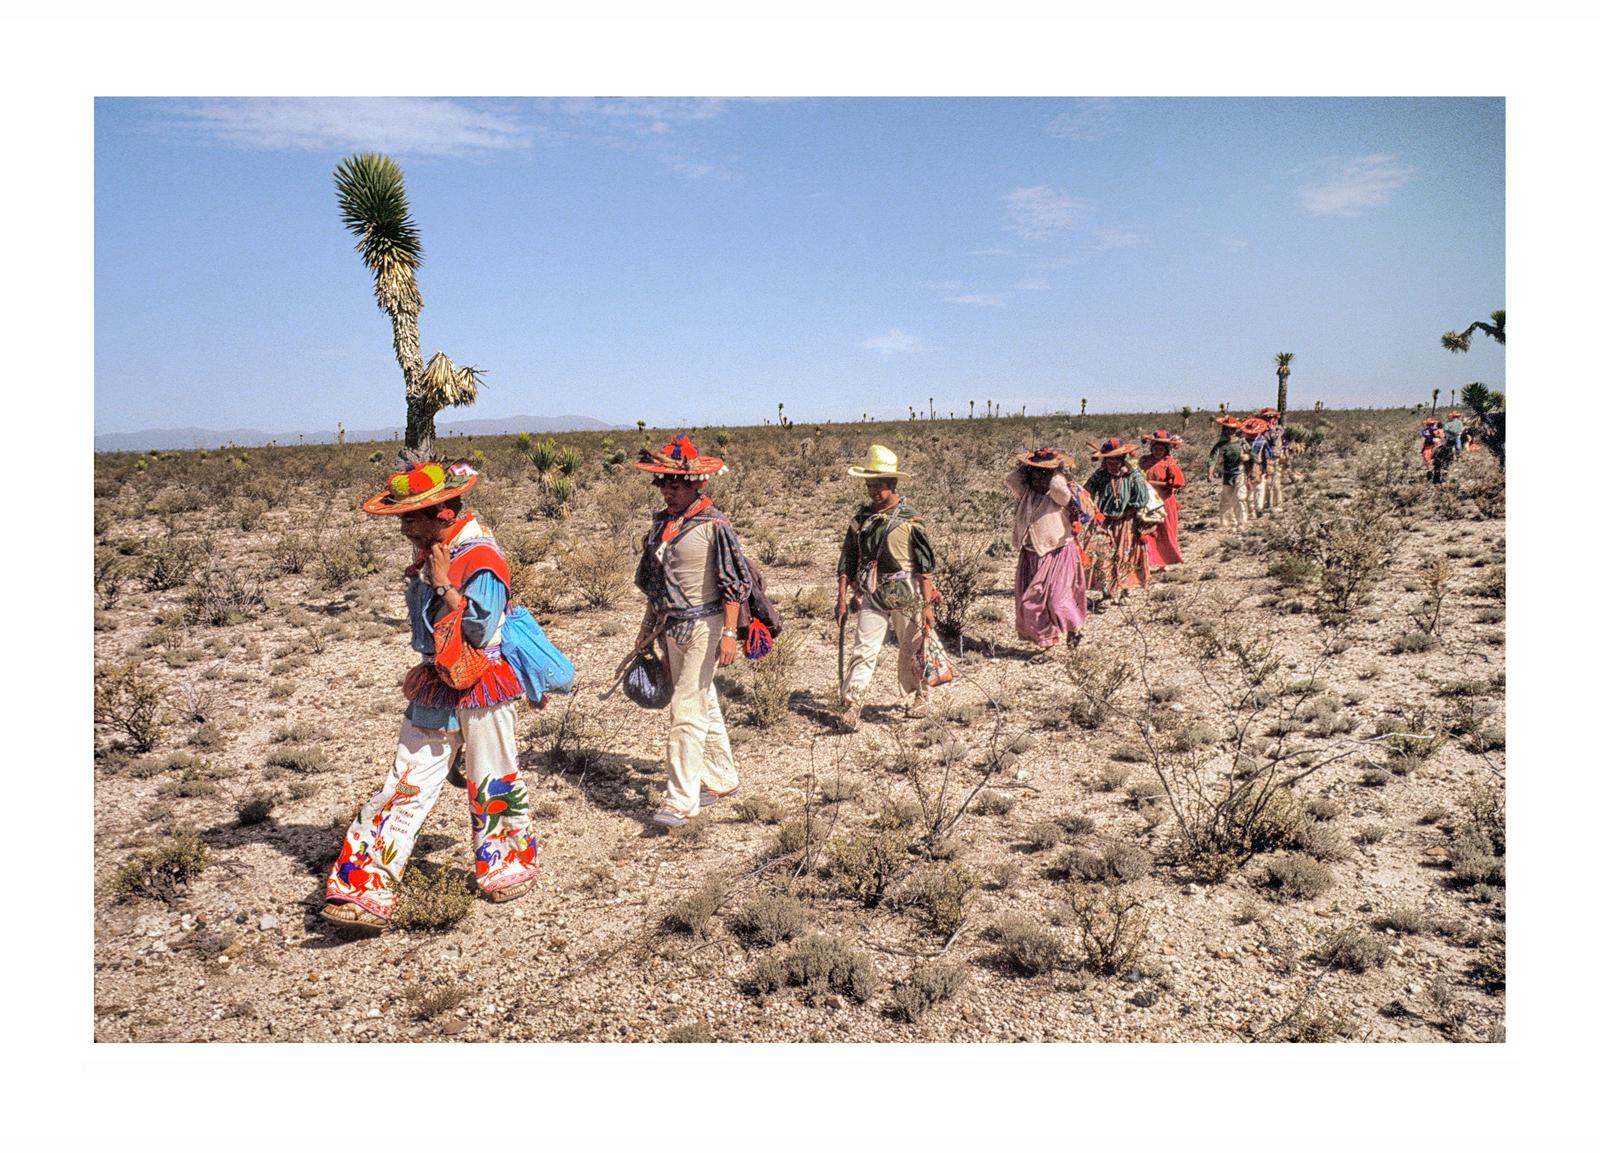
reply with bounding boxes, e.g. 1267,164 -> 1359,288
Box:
895,862 -> 977,937
985,914 -> 1065,976
747,934 -> 877,1003
1373,906 -> 1431,935
390,866 -> 474,932
1294,820 -> 1352,862
731,795 -> 785,824
889,962 -> 967,1023
1263,852 -> 1335,900
184,566 -> 268,626
741,630 -> 799,728
728,892 -> 808,947
663,879 -> 728,938
1321,927 -> 1391,973
664,1021 -> 716,1043
563,538 -> 633,609
404,982 -> 469,1021
235,791 -> 278,826
1049,843 -> 1152,885
265,744 -> 328,774
112,832 -> 208,903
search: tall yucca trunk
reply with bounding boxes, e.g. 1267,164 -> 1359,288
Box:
389,307 -> 433,455
1276,368 -> 1289,416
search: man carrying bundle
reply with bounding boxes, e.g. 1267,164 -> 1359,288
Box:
835,444 -> 938,730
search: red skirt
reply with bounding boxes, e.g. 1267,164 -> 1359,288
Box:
1089,517 -> 1150,594
403,658 -> 524,712
1145,494 -> 1183,568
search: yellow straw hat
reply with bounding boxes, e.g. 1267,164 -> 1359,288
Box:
847,444 -> 909,479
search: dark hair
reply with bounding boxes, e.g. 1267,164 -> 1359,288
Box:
869,477 -> 899,491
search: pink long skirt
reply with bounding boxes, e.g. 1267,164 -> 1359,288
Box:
1015,541 -> 1088,646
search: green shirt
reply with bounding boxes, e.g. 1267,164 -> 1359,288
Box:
1209,439 -> 1254,482
837,498 -> 936,583
1083,466 -> 1152,520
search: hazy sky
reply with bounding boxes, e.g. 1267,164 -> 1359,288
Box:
94,96 -> 1504,433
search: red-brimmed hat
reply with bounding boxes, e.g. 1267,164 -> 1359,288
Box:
1240,417 -> 1270,437
1215,415 -> 1243,430
1016,446 -> 1074,470
1258,407 -> 1281,418
1141,429 -> 1182,447
362,460 -> 479,516
1090,436 -> 1138,461
634,434 -> 727,478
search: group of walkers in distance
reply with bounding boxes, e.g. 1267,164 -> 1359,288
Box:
318,409 -> 1293,933
1420,409 -> 1476,484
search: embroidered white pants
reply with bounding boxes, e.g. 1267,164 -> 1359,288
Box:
1219,477 -> 1249,529
843,600 -> 925,705
325,700 -> 538,920
661,618 -> 739,818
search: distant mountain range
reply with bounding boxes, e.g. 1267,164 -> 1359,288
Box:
93,413 -> 620,453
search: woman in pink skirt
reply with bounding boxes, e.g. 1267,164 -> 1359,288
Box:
1003,448 -> 1100,649
1139,429 -> 1185,569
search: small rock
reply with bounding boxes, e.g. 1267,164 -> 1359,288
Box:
1184,883 -> 1201,896
1407,983 -> 1422,995
441,1019 -> 466,1036
367,1007 -> 382,1018
823,994 -> 845,1010
259,914 -> 279,932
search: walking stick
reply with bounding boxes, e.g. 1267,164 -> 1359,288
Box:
836,599 -> 853,704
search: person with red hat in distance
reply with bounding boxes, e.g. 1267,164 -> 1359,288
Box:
1208,417 -> 1255,532
1256,408 -> 1287,514
1238,417 -> 1271,517
1082,437 -> 1154,610
1139,430 -> 1186,568
629,434 -> 754,828
322,456 -> 539,931
1004,447 -> 1099,649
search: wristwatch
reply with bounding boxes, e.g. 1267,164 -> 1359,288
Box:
720,628 -> 738,639
433,583 -> 451,598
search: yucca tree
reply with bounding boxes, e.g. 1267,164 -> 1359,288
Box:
1274,352 -> 1294,414
334,152 -> 481,456
1441,309 -> 1506,353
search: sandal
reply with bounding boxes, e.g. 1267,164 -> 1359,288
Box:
485,878 -> 535,904
321,900 -> 387,932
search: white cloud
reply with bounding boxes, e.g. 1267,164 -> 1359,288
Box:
1092,226 -> 1149,250
1045,97 -> 1118,142
162,97 -> 534,156
668,155 -> 732,180
1297,153 -> 1417,216
968,247 -> 1013,257
951,292 -> 1006,307
1003,184 -> 1086,241
1015,277 -> 1050,291
860,329 -> 924,358
558,97 -> 727,132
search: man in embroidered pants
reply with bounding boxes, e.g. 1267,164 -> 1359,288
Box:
835,444 -> 938,730
322,459 -> 538,931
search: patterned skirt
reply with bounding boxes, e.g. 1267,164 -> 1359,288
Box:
1088,516 -> 1150,595
403,657 -> 524,713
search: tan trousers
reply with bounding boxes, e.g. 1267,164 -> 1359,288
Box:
662,618 -> 739,818
1219,476 -> 1249,529
1263,462 -> 1284,512
843,599 -> 925,705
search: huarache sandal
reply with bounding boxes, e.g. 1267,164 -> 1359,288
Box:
486,878 -> 536,904
320,900 -> 387,932
699,786 -> 740,808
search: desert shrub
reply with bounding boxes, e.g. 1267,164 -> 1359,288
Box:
931,533 -> 991,642
1294,820 -> 1352,862
971,790 -> 1016,816
111,832 -> 208,902
747,934 -> 877,1003
1064,884 -> 1149,976
791,584 -> 832,619
185,566 -> 268,626
889,962 -> 967,1023
391,866 -> 474,932
732,795 -> 784,824
1061,648 -> 1134,729
1450,828 -> 1505,887
1059,813 -> 1096,837
235,791 -> 278,826
741,631 -> 798,728
405,983 -> 470,1021
1322,927 -> 1390,973
1097,763 -> 1132,791
1304,797 -> 1341,822
234,496 -> 270,532
1373,906 -> 1430,935
828,825 -> 913,907
1100,842 -> 1154,883
985,914 -> 1065,976
317,540 -> 378,590
273,530 -> 317,574
1313,516 -> 1391,621
1354,824 -> 1386,846
664,1021 -> 715,1043
266,744 -> 328,774
144,533 -> 202,590
95,660 -> 165,752
663,879 -> 728,938
729,892 -> 808,947
1264,852 -> 1334,900
1267,554 -> 1320,589
1021,820 -> 1063,852
563,538 -> 633,609
897,862 -> 977,936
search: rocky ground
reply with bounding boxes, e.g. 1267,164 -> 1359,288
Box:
92,412 -> 1506,1043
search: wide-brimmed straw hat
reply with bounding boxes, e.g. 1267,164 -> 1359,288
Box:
1239,417 -> 1270,437
847,444 -> 908,479
634,434 -> 726,478
1141,429 -> 1182,447
1258,407 -> 1281,418
1215,415 -> 1243,431
1016,446 -> 1074,470
1090,436 -> 1139,461
362,460 -> 479,516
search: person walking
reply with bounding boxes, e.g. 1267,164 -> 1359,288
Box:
1003,447 -> 1098,649
836,444 -> 938,730
1208,418 -> 1254,532
1256,408 -> 1287,513
1082,437 -> 1153,609
1138,429 -> 1185,569
323,458 -> 539,930
629,435 -> 754,829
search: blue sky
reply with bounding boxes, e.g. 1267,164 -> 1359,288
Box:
94,96 -> 1504,433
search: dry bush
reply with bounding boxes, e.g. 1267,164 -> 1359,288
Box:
390,866 -> 475,932
95,660 -> 165,752
664,1021 -> 715,1043
1322,927 -> 1391,973
931,532 -> 992,646
740,630 -> 798,727
663,879 -> 728,938
1263,852 -> 1334,900
896,861 -> 977,937
1060,647 -> 1134,730
747,934 -> 877,1003
144,533 -> 202,590
184,567 -> 268,626
729,892 -> 808,947
317,538 -> 379,590
828,824 -> 913,908
889,962 -> 967,1023
112,832 -> 208,902
985,914 -> 1065,975
1063,884 -> 1149,976
405,983 -> 470,1021
235,791 -> 278,826
563,537 -> 633,609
